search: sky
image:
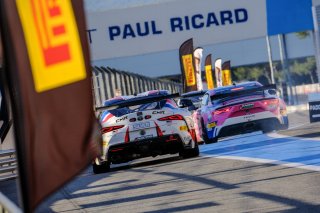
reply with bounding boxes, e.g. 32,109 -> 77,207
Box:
84,0 -> 316,78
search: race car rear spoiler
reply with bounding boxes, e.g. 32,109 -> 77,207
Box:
96,93 -> 180,112
210,84 -> 277,101
181,90 -> 207,98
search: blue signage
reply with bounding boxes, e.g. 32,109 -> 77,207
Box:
267,0 -> 314,35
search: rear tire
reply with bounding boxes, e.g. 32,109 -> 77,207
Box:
92,161 -> 110,174
179,142 -> 199,158
201,120 -> 218,144
280,116 -> 289,130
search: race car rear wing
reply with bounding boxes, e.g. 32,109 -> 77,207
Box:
210,84 -> 277,101
96,93 -> 180,112
181,90 -> 207,98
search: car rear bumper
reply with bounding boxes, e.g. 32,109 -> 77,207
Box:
108,134 -> 186,164
217,117 -> 282,138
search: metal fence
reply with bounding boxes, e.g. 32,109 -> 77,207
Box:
92,66 -> 182,107
291,83 -> 320,104
0,149 -> 17,182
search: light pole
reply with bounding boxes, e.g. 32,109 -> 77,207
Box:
266,36 -> 275,84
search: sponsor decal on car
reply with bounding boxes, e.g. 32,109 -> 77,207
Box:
244,114 -> 255,121
280,109 -> 287,115
207,122 -> 216,129
152,111 -> 165,114
179,125 -> 188,131
240,103 -> 254,110
116,116 -> 128,123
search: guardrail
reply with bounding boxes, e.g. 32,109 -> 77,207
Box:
92,66 -> 183,107
0,149 -> 17,182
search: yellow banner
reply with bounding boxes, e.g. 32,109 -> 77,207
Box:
182,54 -> 196,86
205,65 -> 214,89
222,69 -> 232,86
16,0 -> 86,92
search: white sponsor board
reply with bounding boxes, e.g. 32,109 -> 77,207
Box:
86,0 -> 267,60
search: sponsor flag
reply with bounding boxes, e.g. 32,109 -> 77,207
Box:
193,47 -> 203,91
215,58 -> 223,87
0,0 -> 100,211
179,38 -> 197,92
205,54 -> 214,90
222,61 -> 232,86
0,32 -> 2,66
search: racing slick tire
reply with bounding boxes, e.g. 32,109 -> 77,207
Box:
179,142 -> 199,158
92,161 -> 110,174
280,116 -> 289,130
201,120 -> 218,144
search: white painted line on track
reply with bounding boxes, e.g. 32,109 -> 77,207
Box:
200,129 -> 320,172
200,154 -> 320,172
287,122 -> 309,130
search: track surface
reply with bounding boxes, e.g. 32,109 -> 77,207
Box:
1,110 -> 320,212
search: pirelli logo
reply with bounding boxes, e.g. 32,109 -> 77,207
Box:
205,65 -> 214,89
16,0 -> 86,92
182,54 -> 196,86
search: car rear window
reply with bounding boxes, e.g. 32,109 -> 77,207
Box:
211,83 -> 264,104
106,99 -> 168,117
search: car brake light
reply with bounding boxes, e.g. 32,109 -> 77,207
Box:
155,122 -> 163,136
263,99 -> 279,105
101,125 -> 124,134
124,127 -> 130,143
158,114 -> 184,121
214,107 -> 231,115
263,99 -> 279,110
231,87 -> 244,91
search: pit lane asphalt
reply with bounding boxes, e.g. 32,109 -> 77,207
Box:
2,110 -> 320,212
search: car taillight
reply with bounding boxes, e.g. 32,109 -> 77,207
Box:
158,114 -> 184,121
145,115 -> 151,119
213,107 -> 231,115
101,125 -> 124,134
155,122 -> 163,136
231,87 -> 244,91
263,99 -> 279,105
263,99 -> 279,110
124,127 -> 130,143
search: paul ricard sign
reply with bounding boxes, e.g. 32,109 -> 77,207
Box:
86,0 -> 267,60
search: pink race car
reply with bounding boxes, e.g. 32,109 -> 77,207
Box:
178,90 -> 207,144
198,81 -> 289,144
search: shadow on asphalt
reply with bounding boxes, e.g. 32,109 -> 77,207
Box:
279,122 -> 320,139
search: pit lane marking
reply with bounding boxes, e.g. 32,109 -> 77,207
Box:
200,132 -> 320,171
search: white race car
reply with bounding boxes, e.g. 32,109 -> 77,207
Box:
93,90 -> 199,173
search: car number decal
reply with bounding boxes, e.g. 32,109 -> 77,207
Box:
133,122 -> 151,130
